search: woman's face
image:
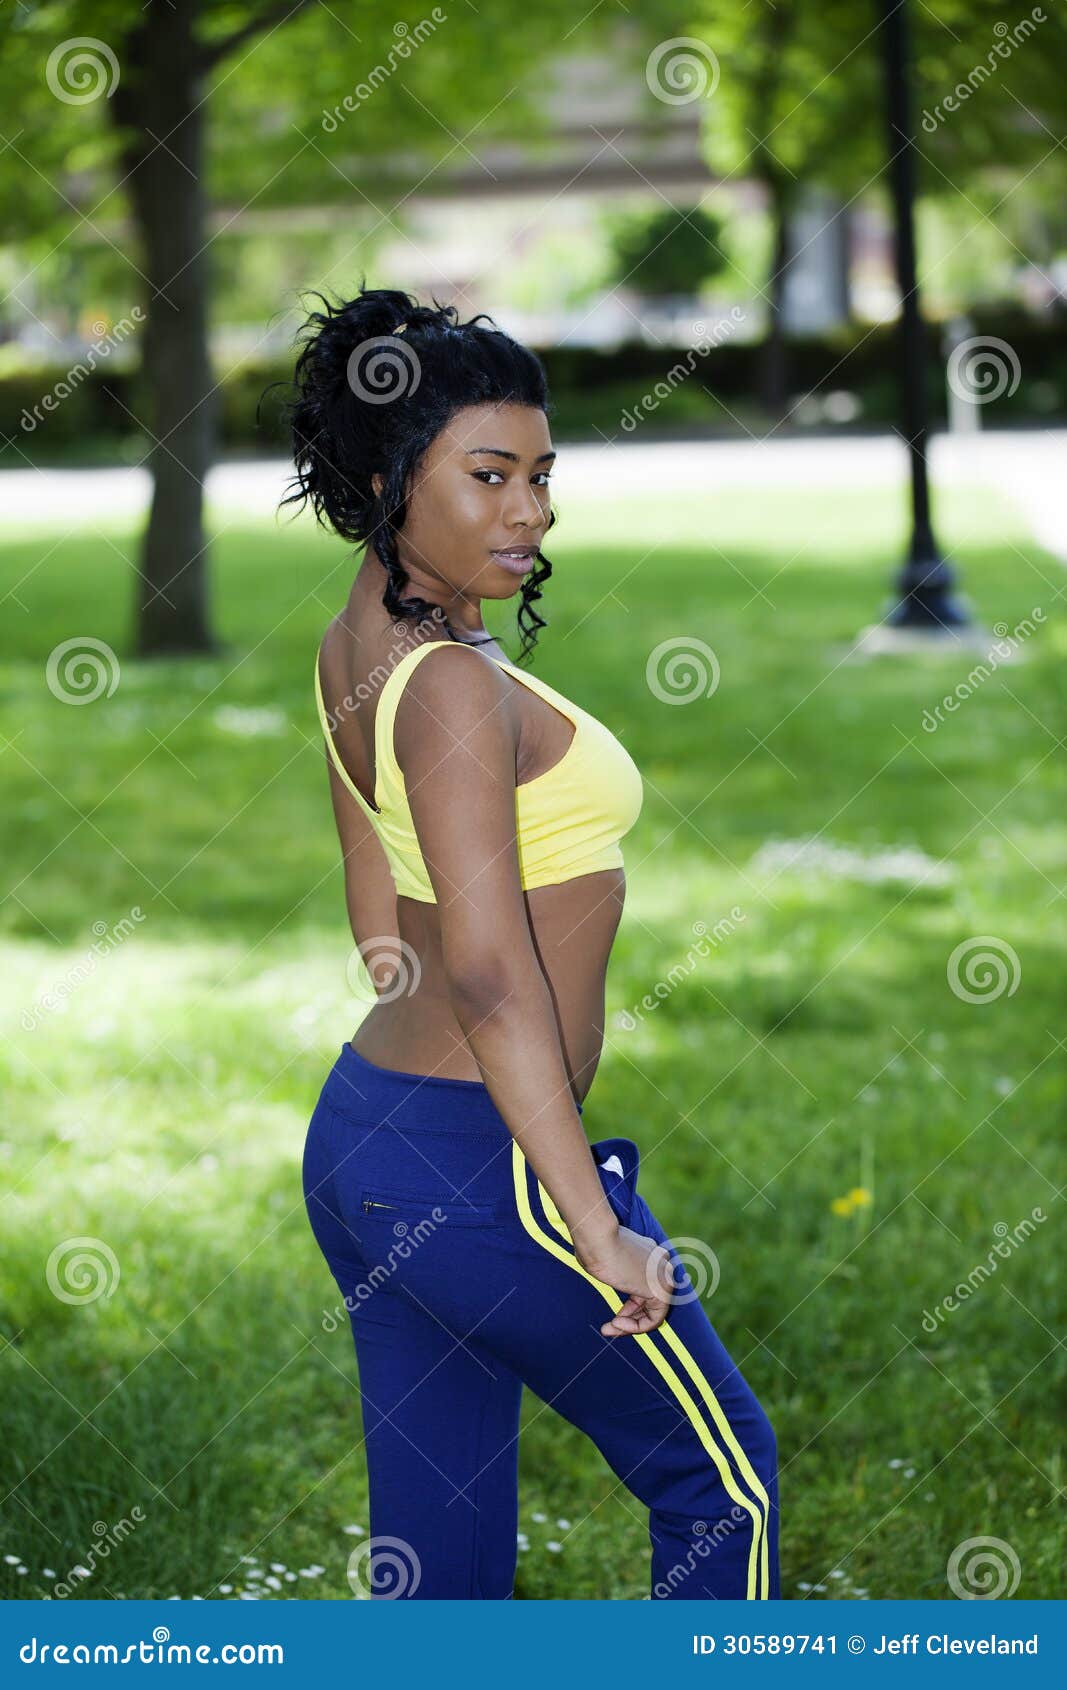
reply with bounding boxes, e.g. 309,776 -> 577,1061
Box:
372,402 -> 555,609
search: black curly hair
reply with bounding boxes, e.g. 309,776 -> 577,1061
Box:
272,281 -> 557,664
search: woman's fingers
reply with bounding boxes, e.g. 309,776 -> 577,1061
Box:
600,1295 -> 642,1334
599,1293 -> 670,1337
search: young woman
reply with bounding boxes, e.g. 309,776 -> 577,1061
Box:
283,286 -> 780,1601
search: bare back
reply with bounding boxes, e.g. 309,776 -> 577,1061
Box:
316,590 -> 627,1105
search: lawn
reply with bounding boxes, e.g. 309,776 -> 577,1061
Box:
1,469 -> 1063,1601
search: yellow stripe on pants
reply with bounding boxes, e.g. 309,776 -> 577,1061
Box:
512,1143 -> 766,1599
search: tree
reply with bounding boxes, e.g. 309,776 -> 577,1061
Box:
606,204 -> 732,305
0,0 -> 681,655
688,0 -> 1067,418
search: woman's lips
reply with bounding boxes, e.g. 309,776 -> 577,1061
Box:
491,548 -> 538,575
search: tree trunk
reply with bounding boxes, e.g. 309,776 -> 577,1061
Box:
111,0 -> 218,656
761,174 -> 790,423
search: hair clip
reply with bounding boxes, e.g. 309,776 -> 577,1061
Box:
394,321 -> 409,335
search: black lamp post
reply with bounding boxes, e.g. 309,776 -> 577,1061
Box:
879,0 -> 970,629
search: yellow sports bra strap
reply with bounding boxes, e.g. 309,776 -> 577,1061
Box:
314,649 -> 375,811
317,640 -> 480,807
374,639 -> 483,784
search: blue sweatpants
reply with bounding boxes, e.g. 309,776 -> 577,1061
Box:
302,1041 -> 781,1600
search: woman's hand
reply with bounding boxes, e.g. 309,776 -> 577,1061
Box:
576,1225 -> 677,1336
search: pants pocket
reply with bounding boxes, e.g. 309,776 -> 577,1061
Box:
358,1186 -> 506,1229
590,1135 -> 641,1226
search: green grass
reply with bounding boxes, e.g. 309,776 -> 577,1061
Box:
1,472 -> 1064,1601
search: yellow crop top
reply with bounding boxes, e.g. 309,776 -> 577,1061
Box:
314,640 -> 643,904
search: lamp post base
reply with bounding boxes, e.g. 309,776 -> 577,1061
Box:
847,619 -> 997,660
884,582 -> 972,630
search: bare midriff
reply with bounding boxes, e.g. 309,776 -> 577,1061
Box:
320,612 -> 626,1108
350,869 -> 626,1105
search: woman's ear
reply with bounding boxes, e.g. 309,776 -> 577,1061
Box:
371,471 -> 383,499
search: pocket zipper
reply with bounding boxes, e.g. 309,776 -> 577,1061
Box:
362,1197 -> 401,1214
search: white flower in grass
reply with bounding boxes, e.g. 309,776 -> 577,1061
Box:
750,836 -> 952,889
3,1554 -> 20,1564
218,1584 -> 233,1594
556,1517 -> 571,1529
797,1581 -> 812,1591
829,1569 -> 846,1579
43,1568 -> 56,1578
342,1524 -> 366,1536
270,1562 -> 285,1572
213,705 -> 287,738
284,1572 -> 297,1582
264,1575 -> 282,1590
546,1541 -> 562,1553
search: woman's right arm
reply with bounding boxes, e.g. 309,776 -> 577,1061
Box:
396,647 -> 674,1334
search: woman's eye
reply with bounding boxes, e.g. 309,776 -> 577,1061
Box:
472,470 -> 553,486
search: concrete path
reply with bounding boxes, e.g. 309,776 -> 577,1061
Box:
3,429 -> 1064,563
